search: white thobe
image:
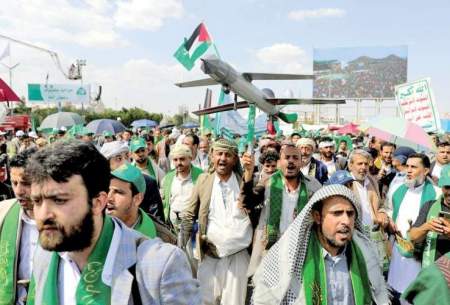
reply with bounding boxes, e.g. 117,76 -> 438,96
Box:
199,173 -> 252,305
387,183 -> 424,293
16,213 -> 38,305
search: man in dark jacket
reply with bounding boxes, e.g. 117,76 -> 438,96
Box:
296,137 -> 328,184
100,141 -> 164,222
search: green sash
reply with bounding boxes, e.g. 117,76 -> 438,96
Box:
41,216 -> 114,305
392,180 -> 436,257
162,165 -> 203,222
267,171 -> 308,248
392,180 -> 436,222
134,208 -> 156,238
302,231 -> 372,305
132,160 -> 156,183
0,203 -> 21,305
422,197 -> 442,268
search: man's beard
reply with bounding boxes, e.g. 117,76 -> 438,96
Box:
38,207 -> 94,252
176,165 -> 188,174
353,172 -> 367,182
301,156 -> 311,166
319,224 -> 352,250
405,175 -> 425,188
322,152 -> 333,160
135,156 -> 148,164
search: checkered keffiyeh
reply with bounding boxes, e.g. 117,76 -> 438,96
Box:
212,138 -> 238,155
251,184 -> 389,305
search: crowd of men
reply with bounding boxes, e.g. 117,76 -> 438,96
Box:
0,125 -> 448,305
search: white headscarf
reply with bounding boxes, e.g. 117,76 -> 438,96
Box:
251,184 -> 389,305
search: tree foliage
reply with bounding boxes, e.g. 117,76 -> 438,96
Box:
13,105 -> 164,127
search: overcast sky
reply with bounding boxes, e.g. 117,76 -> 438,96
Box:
0,0 -> 449,119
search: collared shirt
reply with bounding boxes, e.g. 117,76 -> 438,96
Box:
58,219 -> 121,305
322,246 -> 354,305
351,175 -> 374,228
16,212 -> 38,305
169,173 -> 194,226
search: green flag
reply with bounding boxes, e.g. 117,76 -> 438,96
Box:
246,104 -> 256,152
174,23 -> 212,71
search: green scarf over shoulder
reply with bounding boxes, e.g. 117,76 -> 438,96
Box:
0,203 -> 21,305
132,160 -> 157,184
28,216 -> 115,305
302,231 -> 372,305
162,165 -> 203,222
392,180 -> 436,257
267,170 -> 308,248
134,208 -> 156,238
392,180 -> 436,223
422,197 -> 443,268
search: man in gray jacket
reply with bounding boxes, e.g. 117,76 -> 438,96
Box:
26,140 -> 201,305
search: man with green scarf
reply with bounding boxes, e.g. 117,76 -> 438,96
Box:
26,140 -> 201,305
130,137 -> 165,187
408,163 -> 450,267
252,184 -> 389,305
161,144 -> 203,230
107,162 -> 157,238
387,153 -> 441,303
240,142 -> 321,276
0,148 -> 38,305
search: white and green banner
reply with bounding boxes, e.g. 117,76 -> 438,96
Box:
395,78 -> 441,133
28,83 -> 90,105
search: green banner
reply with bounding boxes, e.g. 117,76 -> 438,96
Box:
246,104 -> 256,152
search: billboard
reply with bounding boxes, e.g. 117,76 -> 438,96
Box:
28,83 -> 90,104
395,78 -> 441,133
313,46 -> 407,99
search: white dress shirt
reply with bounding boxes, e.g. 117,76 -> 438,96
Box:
16,212 -> 38,305
169,173 -> 194,225
58,219 -> 121,305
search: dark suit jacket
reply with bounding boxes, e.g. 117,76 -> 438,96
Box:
310,157 -> 329,184
141,174 -> 164,222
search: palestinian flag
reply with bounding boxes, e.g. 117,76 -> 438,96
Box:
174,23 -> 212,71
